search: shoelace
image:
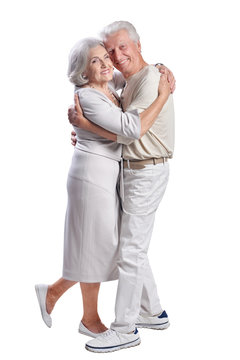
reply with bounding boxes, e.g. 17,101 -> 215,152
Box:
99,329 -> 114,338
99,329 -> 123,344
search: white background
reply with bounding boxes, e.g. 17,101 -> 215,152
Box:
0,0 -> 240,359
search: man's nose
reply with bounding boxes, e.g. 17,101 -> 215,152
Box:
113,48 -> 122,62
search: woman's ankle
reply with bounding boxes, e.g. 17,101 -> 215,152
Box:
46,286 -> 57,314
81,317 -> 108,333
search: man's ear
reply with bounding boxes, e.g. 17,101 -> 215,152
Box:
137,41 -> 142,53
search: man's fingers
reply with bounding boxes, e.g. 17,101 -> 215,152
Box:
68,108 -> 75,122
68,105 -> 74,113
74,93 -> 82,114
68,105 -> 74,117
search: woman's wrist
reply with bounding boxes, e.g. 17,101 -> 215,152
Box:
159,89 -> 170,103
158,92 -> 167,103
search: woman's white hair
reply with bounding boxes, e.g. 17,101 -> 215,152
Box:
100,21 -> 140,44
68,37 -> 104,87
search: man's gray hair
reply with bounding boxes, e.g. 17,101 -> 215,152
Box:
68,37 -> 104,87
100,21 -> 140,44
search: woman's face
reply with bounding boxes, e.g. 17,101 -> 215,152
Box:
84,45 -> 113,85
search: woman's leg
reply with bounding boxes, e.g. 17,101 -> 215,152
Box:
47,279 -> 107,333
80,282 -> 108,333
46,277 -> 77,314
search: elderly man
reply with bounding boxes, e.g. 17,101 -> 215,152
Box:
70,21 -> 175,352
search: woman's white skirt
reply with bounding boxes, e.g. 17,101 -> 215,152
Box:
62,149 -> 120,282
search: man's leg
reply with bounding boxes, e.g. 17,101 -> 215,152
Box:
140,259 -> 163,316
111,162 -> 169,333
136,261 -> 170,329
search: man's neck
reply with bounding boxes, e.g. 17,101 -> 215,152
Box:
123,59 -> 148,79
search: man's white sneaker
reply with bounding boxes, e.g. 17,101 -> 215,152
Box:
85,329 -> 141,353
136,310 -> 170,330
78,321 -> 107,338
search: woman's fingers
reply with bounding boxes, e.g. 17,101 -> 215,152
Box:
158,66 -> 176,93
158,65 -> 167,74
159,74 -> 171,99
166,71 -> 176,93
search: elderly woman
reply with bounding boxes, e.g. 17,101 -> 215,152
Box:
35,37 -> 171,337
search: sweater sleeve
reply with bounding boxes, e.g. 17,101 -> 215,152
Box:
78,90 -> 141,140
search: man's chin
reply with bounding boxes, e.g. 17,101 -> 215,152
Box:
115,64 -> 130,75
115,60 -> 130,71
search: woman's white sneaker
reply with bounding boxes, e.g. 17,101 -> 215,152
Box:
85,329 -> 141,353
35,284 -> 52,328
78,321 -> 107,338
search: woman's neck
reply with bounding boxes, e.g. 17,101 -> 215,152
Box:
88,81 -> 109,93
86,81 -> 120,107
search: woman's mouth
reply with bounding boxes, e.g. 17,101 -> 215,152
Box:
101,69 -> 111,75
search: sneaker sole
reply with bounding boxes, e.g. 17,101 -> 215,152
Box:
85,338 -> 141,353
136,321 -> 170,330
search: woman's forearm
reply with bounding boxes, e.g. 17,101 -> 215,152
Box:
139,94 -> 168,137
83,120 -> 117,141
79,94 -> 168,142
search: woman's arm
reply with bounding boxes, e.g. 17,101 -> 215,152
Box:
68,102 -> 117,141
69,74 -> 171,141
138,74 -> 170,137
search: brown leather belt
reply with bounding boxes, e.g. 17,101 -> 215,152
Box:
123,157 -> 168,170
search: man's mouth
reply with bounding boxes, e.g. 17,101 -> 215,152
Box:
117,59 -> 129,66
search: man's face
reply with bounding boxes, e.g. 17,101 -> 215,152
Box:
104,29 -> 142,78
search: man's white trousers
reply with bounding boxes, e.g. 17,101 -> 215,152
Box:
111,162 -> 169,333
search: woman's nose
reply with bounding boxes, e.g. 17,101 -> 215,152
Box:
100,59 -> 107,67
